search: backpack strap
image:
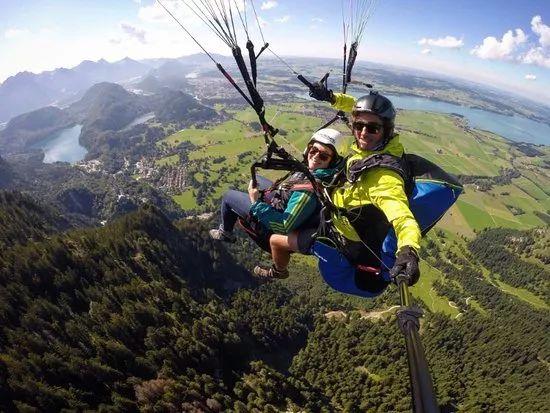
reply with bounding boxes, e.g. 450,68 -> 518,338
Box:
347,153 -> 414,195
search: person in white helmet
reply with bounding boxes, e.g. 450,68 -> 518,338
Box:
210,128 -> 349,279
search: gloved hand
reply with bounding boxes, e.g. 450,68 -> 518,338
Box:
390,246 -> 420,286
309,81 -> 335,103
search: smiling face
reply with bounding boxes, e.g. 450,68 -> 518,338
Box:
351,112 -> 385,151
306,142 -> 334,170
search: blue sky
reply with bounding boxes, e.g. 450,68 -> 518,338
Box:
1,0 -> 549,103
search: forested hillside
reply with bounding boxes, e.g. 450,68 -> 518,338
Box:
0,191 -> 70,249
0,193 -> 548,412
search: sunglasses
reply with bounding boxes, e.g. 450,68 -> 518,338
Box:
308,146 -> 332,162
352,121 -> 383,134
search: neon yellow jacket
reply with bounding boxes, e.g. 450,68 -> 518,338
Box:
330,93 -> 421,253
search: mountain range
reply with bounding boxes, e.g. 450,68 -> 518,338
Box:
0,58 -> 150,123
0,54 -> 235,124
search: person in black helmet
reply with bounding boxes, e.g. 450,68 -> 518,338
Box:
311,88 -> 422,286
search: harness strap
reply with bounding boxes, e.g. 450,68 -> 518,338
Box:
356,264 -> 381,274
347,153 -> 414,195
289,183 -> 316,192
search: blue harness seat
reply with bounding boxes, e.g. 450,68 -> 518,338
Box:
313,169 -> 463,298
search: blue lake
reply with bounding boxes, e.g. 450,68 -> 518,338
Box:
387,95 -> 550,146
32,124 -> 87,164
122,112 -> 155,131
297,92 -> 549,145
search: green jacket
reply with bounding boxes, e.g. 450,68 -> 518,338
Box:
250,167 -> 336,234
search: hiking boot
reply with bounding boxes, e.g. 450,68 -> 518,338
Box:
253,264 -> 289,280
209,228 -> 236,243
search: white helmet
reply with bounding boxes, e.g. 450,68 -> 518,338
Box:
305,128 -> 350,160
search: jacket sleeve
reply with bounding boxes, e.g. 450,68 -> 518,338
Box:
249,190 -> 317,234
332,93 -> 357,113
364,169 -> 421,252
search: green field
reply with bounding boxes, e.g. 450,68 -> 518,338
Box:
155,154 -> 179,166
495,279 -> 549,310
412,261 -> 460,317
398,111 -> 506,176
172,190 -> 196,209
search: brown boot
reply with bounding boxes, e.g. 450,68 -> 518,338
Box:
253,264 -> 289,279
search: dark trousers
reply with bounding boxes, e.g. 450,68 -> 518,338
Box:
220,176 -> 272,233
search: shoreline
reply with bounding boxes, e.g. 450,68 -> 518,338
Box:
387,91 -> 550,126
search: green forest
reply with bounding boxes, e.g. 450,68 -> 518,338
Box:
0,191 -> 548,412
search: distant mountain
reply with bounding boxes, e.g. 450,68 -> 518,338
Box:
134,74 -> 164,94
0,72 -> 57,124
153,89 -> 217,124
0,58 -> 151,123
178,52 -> 234,65
73,57 -> 146,82
0,106 -> 74,153
135,61 -> 191,92
68,82 -> 150,139
140,53 -> 233,68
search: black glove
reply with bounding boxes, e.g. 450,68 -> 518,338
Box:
309,82 -> 334,103
390,246 -> 420,286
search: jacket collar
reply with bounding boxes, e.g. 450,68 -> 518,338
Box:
349,135 -> 404,159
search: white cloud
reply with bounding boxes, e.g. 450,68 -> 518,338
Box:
4,28 -> 30,39
421,48 -> 431,55
138,1 -> 187,23
531,15 -> 550,48
274,15 -> 290,23
261,1 -> 278,10
418,36 -> 463,49
120,22 -> 147,44
525,74 -> 536,80
521,46 -> 550,68
470,29 -> 527,60
311,17 -> 324,23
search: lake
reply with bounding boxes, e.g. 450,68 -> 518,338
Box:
121,112 -> 155,131
296,92 -> 549,145
387,95 -> 550,146
32,111 -> 155,164
32,124 -> 87,164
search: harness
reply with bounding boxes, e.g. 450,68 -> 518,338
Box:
317,152 -> 462,283
347,153 -> 414,195
239,170 -> 322,253
264,171 -> 318,211
317,153 -> 463,268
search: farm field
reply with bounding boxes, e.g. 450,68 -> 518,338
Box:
155,154 -> 179,166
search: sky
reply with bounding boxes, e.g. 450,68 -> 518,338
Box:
1,0 -> 549,104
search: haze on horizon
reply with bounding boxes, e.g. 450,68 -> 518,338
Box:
1,0 -> 549,105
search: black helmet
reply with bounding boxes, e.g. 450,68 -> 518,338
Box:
353,91 -> 396,145
353,91 -> 396,123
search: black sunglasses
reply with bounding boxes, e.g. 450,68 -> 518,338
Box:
308,146 -> 332,162
352,121 -> 383,134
